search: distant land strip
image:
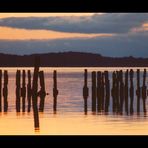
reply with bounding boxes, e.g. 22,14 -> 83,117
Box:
0,52 -> 148,67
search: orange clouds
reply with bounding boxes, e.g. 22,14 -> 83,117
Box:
0,26 -> 114,40
0,13 -> 95,19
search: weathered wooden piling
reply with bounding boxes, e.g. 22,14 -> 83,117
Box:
142,69 -> 147,113
111,71 -> 116,112
21,70 -> 26,112
83,69 -> 89,113
104,71 -> 110,113
136,69 -> 141,113
119,70 -> 124,114
92,71 -> 96,112
129,69 -> 134,114
16,70 -> 21,112
115,71 -> 120,113
0,70 -> 2,112
32,56 -> 40,129
97,71 -> 102,112
27,70 -> 32,112
3,70 -> 8,112
101,73 -> 105,111
53,70 -> 58,112
39,71 -> 46,112
124,70 -> 129,114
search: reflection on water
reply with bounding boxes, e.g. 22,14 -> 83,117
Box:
0,67 -> 147,135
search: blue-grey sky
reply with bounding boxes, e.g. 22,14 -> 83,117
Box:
0,13 -> 148,57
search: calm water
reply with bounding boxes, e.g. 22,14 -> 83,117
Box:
0,67 -> 148,135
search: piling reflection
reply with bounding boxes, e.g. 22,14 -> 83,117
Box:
34,127 -> 40,134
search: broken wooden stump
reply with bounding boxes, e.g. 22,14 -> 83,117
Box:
21,70 -> 26,112
83,69 -> 89,114
32,56 -> 40,129
3,70 -> 8,112
92,71 -> 96,112
53,70 -> 58,113
27,70 -> 32,112
16,70 -> 21,112
0,70 -> 2,112
130,69 -> 134,115
39,71 -> 46,112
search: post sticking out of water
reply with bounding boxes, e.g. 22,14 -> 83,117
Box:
53,70 -> 58,113
119,70 -> 124,114
0,70 -> 2,112
115,71 -> 119,113
142,69 -> 147,113
32,56 -> 40,129
97,71 -> 102,112
125,70 -> 129,115
27,70 -> 32,112
104,71 -> 110,113
136,69 -> 140,113
92,71 -> 96,112
111,71 -> 116,113
3,70 -> 8,112
16,70 -> 21,112
83,69 -> 89,114
101,73 -> 105,111
130,69 -> 134,115
21,70 -> 26,112
39,71 -> 46,112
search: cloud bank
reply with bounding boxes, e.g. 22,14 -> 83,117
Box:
0,13 -> 148,33
0,31 -> 148,57
0,13 -> 148,57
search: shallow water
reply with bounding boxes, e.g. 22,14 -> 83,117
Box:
0,67 -> 148,135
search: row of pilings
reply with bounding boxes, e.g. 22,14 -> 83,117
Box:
0,60 -> 148,130
83,69 -> 147,115
0,68 -> 147,115
0,69 -> 58,114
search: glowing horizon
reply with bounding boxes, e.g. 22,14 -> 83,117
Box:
0,13 -> 96,19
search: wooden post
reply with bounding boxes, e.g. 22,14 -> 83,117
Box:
136,69 -> 140,113
97,71 -> 102,112
16,70 -> 21,112
32,56 -> 40,129
53,70 -> 58,112
39,71 -> 46,112
142,69 -> 147,113
119,70 -> 124,114
101,73 -> 105,111
21,70 -> 26,112
104,71 -> 110,113
124,70 -> 129,115
92,71 -> 96,112
3,70 -> 8,112
0,70 -> 2,112
27,70 -> 32,112
111,71 -> 116,113
116,71 -> 120,113
83,69 -> 89,114
130,69 -> 134,115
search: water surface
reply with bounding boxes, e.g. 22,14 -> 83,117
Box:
0,67 -> 148,135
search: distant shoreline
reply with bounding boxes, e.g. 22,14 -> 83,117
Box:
0,51 -> 148,67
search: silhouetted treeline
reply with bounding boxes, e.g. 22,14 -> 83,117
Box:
0,52 -> 148,67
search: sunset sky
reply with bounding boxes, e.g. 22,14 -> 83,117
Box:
0,13 -> 148,57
